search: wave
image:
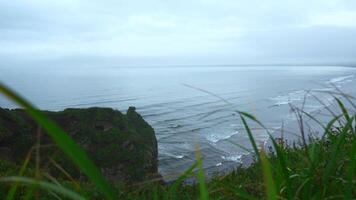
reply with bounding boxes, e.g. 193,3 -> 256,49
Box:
206,130 -> 239,143
221,154 -> 243,163
269,90 -> 307,106
328,75 -> 354,84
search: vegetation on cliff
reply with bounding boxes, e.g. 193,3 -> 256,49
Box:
0,106 -> 159,183
0,82 -> 355,199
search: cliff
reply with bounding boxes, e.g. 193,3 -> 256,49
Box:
0,106 -> 159,183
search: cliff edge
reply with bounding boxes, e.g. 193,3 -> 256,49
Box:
0,106 -> 159,183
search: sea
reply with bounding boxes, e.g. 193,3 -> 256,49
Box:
1,65 -> 356,179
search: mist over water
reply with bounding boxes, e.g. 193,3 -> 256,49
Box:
1,65 -> 356,178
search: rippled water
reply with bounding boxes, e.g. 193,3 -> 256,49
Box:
1,66 -> 356,178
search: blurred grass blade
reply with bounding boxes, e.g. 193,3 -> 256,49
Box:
6,147 -> 34,200
308,143 -> 318,169
0,177 -> 86,200
260,151 -> 277,200
152,186 -> 159,200
346,131 -> 356,199
49,158 -> 82,191
0,82 -> 115,199
294,178 -> 310,199
232,187 -> 258,200
323,116 -> 355,187
23,185 -> 37,200
240,111 -> 289,198
182,83 -> 231,105
335,97 -> 350,121
299,109 -> 326,130
238,111 -> 268,131
48,191 -> 63,200
168,162 -> 197,199
323,115 -> 342,138
330,85 -> 356,110
240,114 -> 260,162
228,140 -> 253,154
268,137 -> 292,199
195,145 -> 209,200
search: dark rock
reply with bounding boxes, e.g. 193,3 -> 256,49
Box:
0,107 -> 159,183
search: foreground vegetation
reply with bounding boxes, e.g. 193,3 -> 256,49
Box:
0,82 -> 355,199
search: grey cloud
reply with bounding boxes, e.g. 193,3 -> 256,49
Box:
0,0 -> 356,66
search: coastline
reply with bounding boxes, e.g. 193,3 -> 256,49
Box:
172,92 -> 354,183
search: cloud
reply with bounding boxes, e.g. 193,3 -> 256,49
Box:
310,11 -> 356,27
0,0 -> 356,66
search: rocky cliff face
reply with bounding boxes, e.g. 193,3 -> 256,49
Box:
0,107 -> 159,183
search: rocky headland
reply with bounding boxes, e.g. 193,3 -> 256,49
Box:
0,106 -> 159,183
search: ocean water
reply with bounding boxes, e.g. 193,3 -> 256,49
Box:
1,66 -> 356,178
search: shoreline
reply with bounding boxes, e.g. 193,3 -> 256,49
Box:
163,94 -> 351,183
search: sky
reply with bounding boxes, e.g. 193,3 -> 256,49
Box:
1,0 -> 356,67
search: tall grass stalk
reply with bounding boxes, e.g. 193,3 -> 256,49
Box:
0,177 -> 86,200
195,145 -> 209,200
6,148 -> 34,200
260,151 -> 277,200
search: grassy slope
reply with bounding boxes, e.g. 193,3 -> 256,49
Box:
1,125 -> 355,199
111,126 -> 356,200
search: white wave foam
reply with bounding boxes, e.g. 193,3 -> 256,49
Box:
270,90 -> 306,106
221,154 -> 242,163
328,75 -> 354,84
174,155 -> 184,159
158,143 -> 187,159
161,152 -> 185,159
206,130 -> 239,143
271,74 -> 355,107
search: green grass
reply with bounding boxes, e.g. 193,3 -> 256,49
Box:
1,82 -> 356,199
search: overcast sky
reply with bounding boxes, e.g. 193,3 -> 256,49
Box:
1,0 -> 356,67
